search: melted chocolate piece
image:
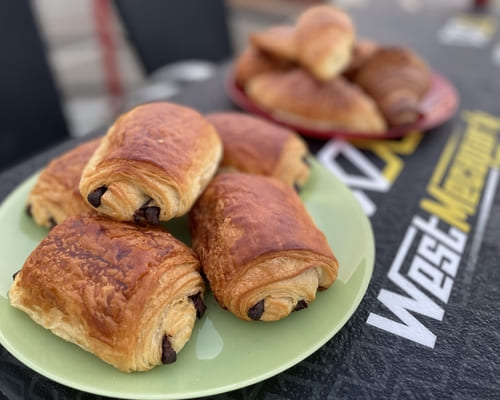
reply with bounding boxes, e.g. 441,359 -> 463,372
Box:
87,186 -> 107,208
302,154 -> 311,167
133,205 -> 160,225
161,335 -> 177,364
293,300 -> 308,312
247,299 -> 265,320
48,217 -> 57,229
144,207 -> 160,225
189,293 -> 207,319
133,209 -> 144,224
12,270 -> 20,280
26,204 -> 32,218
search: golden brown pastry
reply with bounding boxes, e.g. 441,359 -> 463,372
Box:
250,25 -> 297,62
205,112 -> 310,189
354,47 -> 432,126
79,102 -> 222,224
295,5 -> 355,81
26,138 -> 101,228
343,39 -> 379,81
9,212 -> 206,372
189,173 -> 338,322
246,68 -> 386,133
233,46 -> 292,88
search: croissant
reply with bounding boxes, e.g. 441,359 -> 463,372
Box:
249,25 -> 297,62
9,212 -> 206,372
205,112 -> 310,189
26,138 -> 101,228
189,173 -> 338,322
233,46 -> 292,88
343,39 -> 379,81
295,5 -> 355,81
79,102 -> 222,224
354,47 -> 432,126
246,68 -> 386,133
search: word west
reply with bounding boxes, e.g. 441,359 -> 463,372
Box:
366,110 -> 500,348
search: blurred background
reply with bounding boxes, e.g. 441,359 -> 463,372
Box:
0,0 -> 497,170
15,0 -> 326,138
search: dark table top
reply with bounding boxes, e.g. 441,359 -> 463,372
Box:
1,1 -> 500,399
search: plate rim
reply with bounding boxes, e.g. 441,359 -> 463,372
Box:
0,159 -> 375,399
225,67 -> 459,140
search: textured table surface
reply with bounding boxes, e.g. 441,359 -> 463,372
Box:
1,1 -> 500,399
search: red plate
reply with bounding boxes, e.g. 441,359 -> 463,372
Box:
225,70 -> 459,140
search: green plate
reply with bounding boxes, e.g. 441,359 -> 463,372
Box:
0,159 -> 374,399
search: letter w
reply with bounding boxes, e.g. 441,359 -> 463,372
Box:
366,226 -> 444,348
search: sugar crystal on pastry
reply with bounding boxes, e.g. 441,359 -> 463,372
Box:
250,25 -> 297,62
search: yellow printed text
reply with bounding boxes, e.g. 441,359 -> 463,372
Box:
420,111 -> 500,233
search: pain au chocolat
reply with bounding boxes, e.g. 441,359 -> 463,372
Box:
27,138 -> 101,228
295,5 -> 355,81
189,173 -> 338,322
246,68 -> 386,133
79,102 -> 222,225
205,112 -> 310,190
9,212 -> 206,372
354,47 -> 432,127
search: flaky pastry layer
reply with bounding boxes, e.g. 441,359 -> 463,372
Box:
190,173 -> 338,322
79,102 -> 222,224
246,69 -> 386,133
9,212 -> 205,372
295,5 -> 355,81
205,112 -> 310,188
27,138 -> 101,228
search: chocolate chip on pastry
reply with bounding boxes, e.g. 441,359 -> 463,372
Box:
161,335 -> 177,364
205,112 -> 310,188
48,217 -> 57,229
189,292 -> 207,319
26,138 -> 101,228
189,173 -> 338,322
9,212 -> 206,372
79,102 -> 222,224
87,185 -> 107,208
293,300 -> 308,312
247,300 -> 265,321
133,198 -> 160,226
